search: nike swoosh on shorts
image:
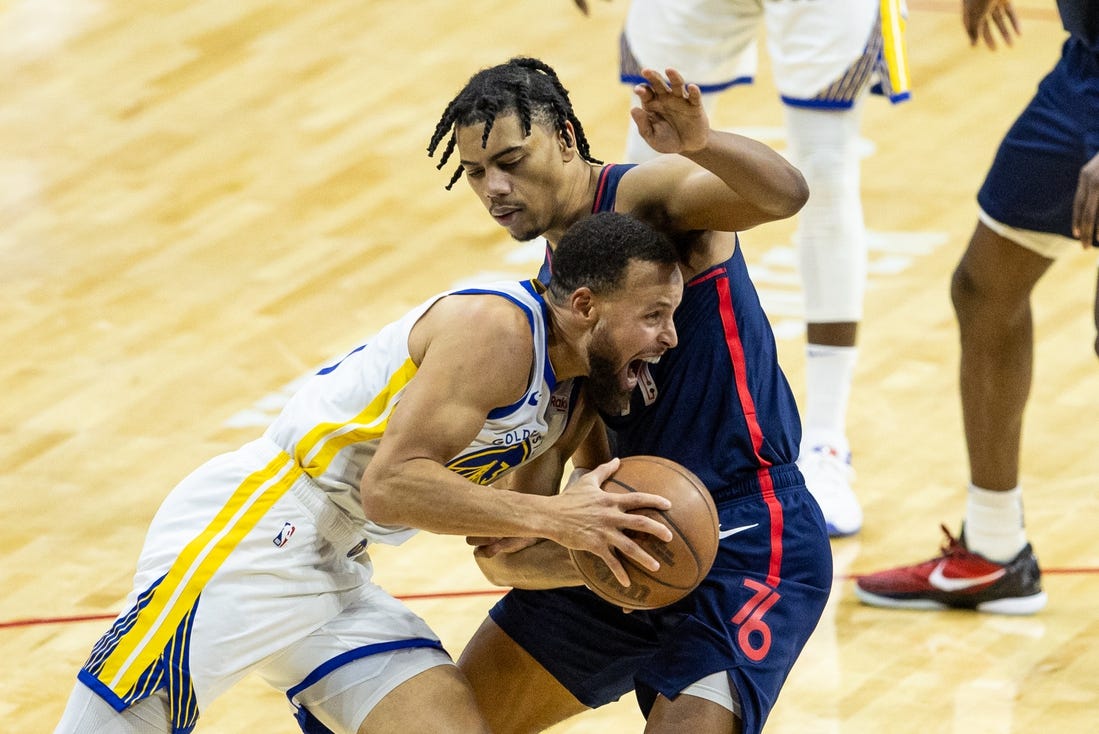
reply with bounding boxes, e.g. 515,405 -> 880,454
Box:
718,523 -> 759,539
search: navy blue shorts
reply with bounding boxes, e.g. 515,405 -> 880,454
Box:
978,37 -> 1099,240
489,471 -> 832,734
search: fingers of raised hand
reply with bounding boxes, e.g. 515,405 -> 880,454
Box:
638,67 -> 672,94
663,68 -> 691,98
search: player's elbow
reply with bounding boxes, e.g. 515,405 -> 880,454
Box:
777,168 -> 810,218
475,554 -> 514,588
360,468 -> 402,526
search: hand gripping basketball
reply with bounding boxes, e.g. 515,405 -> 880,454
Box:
569,455 -> 719,610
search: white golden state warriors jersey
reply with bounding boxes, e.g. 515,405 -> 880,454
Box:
264,279 -> 578,546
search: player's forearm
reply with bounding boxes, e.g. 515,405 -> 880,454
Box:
475,539 -> 584,589
361,458 -> 558,539
685,129 -> 809,220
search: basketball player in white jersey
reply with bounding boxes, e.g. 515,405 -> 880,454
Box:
53,212 -> 682,734
610,0 -> 912,536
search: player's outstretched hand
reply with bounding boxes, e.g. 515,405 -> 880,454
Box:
962,0 -> 1020,49
554,457 -> 673,587
630,67 -> 709,155
1073,152 -> 1099,249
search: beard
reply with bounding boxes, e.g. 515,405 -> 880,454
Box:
505,216 -> 543,243
586,346 -> 632,417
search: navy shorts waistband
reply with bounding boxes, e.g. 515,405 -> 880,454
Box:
710,463 -> 804,505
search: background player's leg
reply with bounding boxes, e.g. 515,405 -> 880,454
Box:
784,103 -> 866,537
854,221 -> 1052,615
951,221 -> 1052,495
458,617 -> 588,734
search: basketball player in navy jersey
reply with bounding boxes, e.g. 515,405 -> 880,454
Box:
429,58 -> 832,734
856,0 -> 1099,614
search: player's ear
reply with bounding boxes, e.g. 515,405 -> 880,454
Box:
558,122 -> 577,160
569,286 -> 595,319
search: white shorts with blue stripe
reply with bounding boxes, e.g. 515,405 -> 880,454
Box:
76,437 -> 449,732
621,0 -> 911,108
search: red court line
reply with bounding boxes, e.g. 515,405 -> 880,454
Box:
0,588 -> 508,631
5,570 -> 1098,630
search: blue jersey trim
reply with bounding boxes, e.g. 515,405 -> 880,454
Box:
522,279 -> 558,394
620,73 -> 753,95
77,670 -> 129,712
451,283 -> 552,419
285,637 -> 446,703
287,638 -> 446,734
780,95 -> 855,110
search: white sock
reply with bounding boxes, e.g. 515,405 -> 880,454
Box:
801,344 -> 856,455
965,484 -> 1027,563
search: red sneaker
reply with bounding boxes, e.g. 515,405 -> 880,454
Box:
854,525 -> 1047,615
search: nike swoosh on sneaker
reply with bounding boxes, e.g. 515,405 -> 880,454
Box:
928,561 -> 1006,592
718,523 -> 759,539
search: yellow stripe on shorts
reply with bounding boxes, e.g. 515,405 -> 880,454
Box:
98,451 -> 303,693
880,0 -> 911,96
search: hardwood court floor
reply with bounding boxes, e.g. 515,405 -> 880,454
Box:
1,1 -> 1095,731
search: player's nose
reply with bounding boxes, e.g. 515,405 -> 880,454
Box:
484,168 -> 512,197
659,319 -> 677,350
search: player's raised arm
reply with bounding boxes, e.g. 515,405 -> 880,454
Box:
620,66 -> 809,233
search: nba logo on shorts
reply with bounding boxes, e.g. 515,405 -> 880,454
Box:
273,521 -> 296,548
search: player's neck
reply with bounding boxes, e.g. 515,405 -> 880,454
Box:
543,163 -> 603,249
541,301 -> 588,381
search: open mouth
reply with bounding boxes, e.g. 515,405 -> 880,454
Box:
622,355 -> 661,391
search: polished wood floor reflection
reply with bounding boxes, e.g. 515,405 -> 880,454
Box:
2,1 -> 1096,731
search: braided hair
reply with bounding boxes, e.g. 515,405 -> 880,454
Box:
428,57 -> 602,189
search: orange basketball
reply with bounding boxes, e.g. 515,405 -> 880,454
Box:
569,455 -> 719,610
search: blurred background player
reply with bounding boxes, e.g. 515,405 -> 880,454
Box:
856,0 -> 1098,614
613,0 -> 912,536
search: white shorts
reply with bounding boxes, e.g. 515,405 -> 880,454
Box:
77,437 -> 448,731
622,0 -> 910,107
978,207 -> 1081,260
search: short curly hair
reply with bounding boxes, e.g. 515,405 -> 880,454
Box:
548,212 -> 678,302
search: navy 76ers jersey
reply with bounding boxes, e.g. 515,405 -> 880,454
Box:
605,245 -> 802,497
568,164 -> 802,498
